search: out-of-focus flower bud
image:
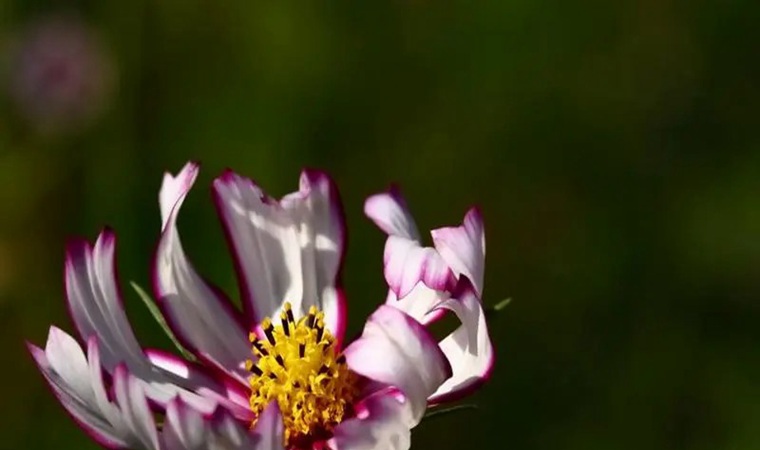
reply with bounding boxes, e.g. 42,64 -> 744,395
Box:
5,15 -> 115,134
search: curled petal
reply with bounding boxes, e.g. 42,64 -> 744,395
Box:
343,306 -> 451,426
159,163 -> 198,230
428,284 -> 495,403
384,284 -> 447,326
212,170 -> 347,340
383,236 -> 456,299
364,187 -> 420,241
431,207 -> 486,297
366,187 -> 457,300
329,390 -> 412,450
153,162 -> 251,384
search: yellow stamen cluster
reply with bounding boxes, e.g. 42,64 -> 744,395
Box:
247,303 -> 358,446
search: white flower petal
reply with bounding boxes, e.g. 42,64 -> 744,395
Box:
162,398 -> 211,450
163,400 -> 284,450
249,402 -> 286,450
343,306 -> 451,426
29,336 -> 128,448
329,390 -> 412,450
44,326 -> 95,405
65,230 -> 148,373
154,162 -> 251,384
364,187 -> 420,241
429,286 -> 495,403
29,328 -> 159,449
212,170 -> 347,339
142,349 -> 252,419
430,208 -> 486,296
280,170 -> 347,341
383,236 -> 456,299
384,284 -> 447,326
66,228 -> 238,415
159,162 -> 198,230
87,336 -> 131,434
112,365 -> 161,450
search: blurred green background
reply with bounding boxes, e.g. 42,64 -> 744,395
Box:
2,1 -> 759,449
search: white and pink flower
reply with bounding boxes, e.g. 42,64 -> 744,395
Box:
28,163 -> 495,450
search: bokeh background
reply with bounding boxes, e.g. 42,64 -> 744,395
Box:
1,1 -> 759,449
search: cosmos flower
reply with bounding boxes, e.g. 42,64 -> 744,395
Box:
28,163 -> 495,450
5,14 -> 114,132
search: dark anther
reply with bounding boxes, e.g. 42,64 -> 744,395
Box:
275,355 -> 286,368
318,364 -> 329,375
250,365 -> 263,376
282,316 -> 290,336
336,354 -> 346,364
299,343 -> 306,358
307,312 -> 316,328
253,341 -> 269,356
286,308 -> 295,324
268,372 -> 278,380
264,324 -> 276,345
316,325 -> 324,342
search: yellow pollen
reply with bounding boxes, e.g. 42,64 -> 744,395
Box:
247,303 -> 358,446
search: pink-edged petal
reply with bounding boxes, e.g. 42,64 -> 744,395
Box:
431,207 -> 486,297
384,284 -> 447,327
209,410 -> 257,450
212,169 -> 347,340
65,230 -> 147,373
159,161 -> 199,230
383,236 -> 456,299
153,162 -> 251,384
250,402 -> 286,450
66,229 -> 237,415
364,187 -> 420,241
163,400 -> 284,450
28,331 -> 128,449
112,364 -> 161,450
144,349 -> 253,420
87,337 -> 131,434
29,328 -> 165,449
162,398 -> 211,450
280,170 -> 347,343
329,390 -> 412,450
343,306 -> 452,426
213,171 -> 299,326
428,286 -> 495,404
44,326 -> 94,403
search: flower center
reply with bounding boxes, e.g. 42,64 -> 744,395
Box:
247,303 -> 358,447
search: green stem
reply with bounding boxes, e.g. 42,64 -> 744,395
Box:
131,281 -> 197,362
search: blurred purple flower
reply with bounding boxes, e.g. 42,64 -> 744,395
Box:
6,15 -> 114,132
